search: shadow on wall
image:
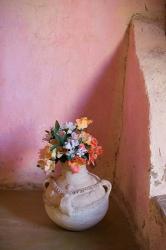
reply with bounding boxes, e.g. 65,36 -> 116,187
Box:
71,29 -> 129,180
0,29 -> 129,188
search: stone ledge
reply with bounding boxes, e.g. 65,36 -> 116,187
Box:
132,16 -> 166,197
153,195 -> 166,221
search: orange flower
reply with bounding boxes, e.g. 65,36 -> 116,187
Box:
88,151 -> 96,165
88,146 -> 103,165
37,159 -> 46,169
37,159 -> 55,172
76,117 -> 93,130
69,156 -> 86,166
39,146 -> 52,160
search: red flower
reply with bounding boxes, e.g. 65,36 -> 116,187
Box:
95,146 -> 103,155
88,145 -> 103,166
91,137 -> 98,147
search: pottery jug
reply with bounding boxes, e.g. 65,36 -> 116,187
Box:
43,165 -> 112,231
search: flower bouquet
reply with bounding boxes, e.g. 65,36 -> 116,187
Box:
37,117 -> 103,174
37,117 -> 111,231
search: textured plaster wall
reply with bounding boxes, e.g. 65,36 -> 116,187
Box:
0,0 -> 165,188
133,18 -> 166,197
115,17 -> 166,250
115,23 -> 150,247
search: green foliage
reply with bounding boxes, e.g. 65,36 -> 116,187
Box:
67,154 -> 72,161
55,120 -> 60,132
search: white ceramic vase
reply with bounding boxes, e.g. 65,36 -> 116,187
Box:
43,165 -> 112,231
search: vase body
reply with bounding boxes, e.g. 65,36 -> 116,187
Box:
43,165 -> 112,231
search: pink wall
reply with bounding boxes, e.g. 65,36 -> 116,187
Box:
115,25 -> 150,246
0,0 -> 165,188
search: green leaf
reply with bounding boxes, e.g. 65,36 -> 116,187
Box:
54,120 -> 60,132
60,133 -> 68,145
84,153 -> 89,159
67,155 -> 72,161
54,133 -> 63,145
51,128 -> 55,139
79,138 -> 82,144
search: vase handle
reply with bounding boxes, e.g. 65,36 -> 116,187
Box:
44,178 -> 51,190
59,194 -> 74,216
101,179 -> 112,198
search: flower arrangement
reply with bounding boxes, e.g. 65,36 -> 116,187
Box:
37,117 -> 103,173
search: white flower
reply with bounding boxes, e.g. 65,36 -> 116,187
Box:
71,132 -> 79,140
64,139 -> 79,150
61,122 -> 76,134
57,151 -> 63,158
60,124 -> 66,130
44,160 -> 54,172
71,139 -> 79,148
64,141 -> 72,150
66,148 -> 76,158
76,146 -> 87,157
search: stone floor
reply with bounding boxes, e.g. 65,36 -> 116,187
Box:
154,195 -> 166,219
0,191 -> 140,250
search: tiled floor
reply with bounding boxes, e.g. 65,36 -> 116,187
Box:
0,191 -> 140,250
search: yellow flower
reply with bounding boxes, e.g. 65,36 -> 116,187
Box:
79,131 -> 92,145
51,148 -> 56,158
76,117 -> 93,130
44,160 -> 55,172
